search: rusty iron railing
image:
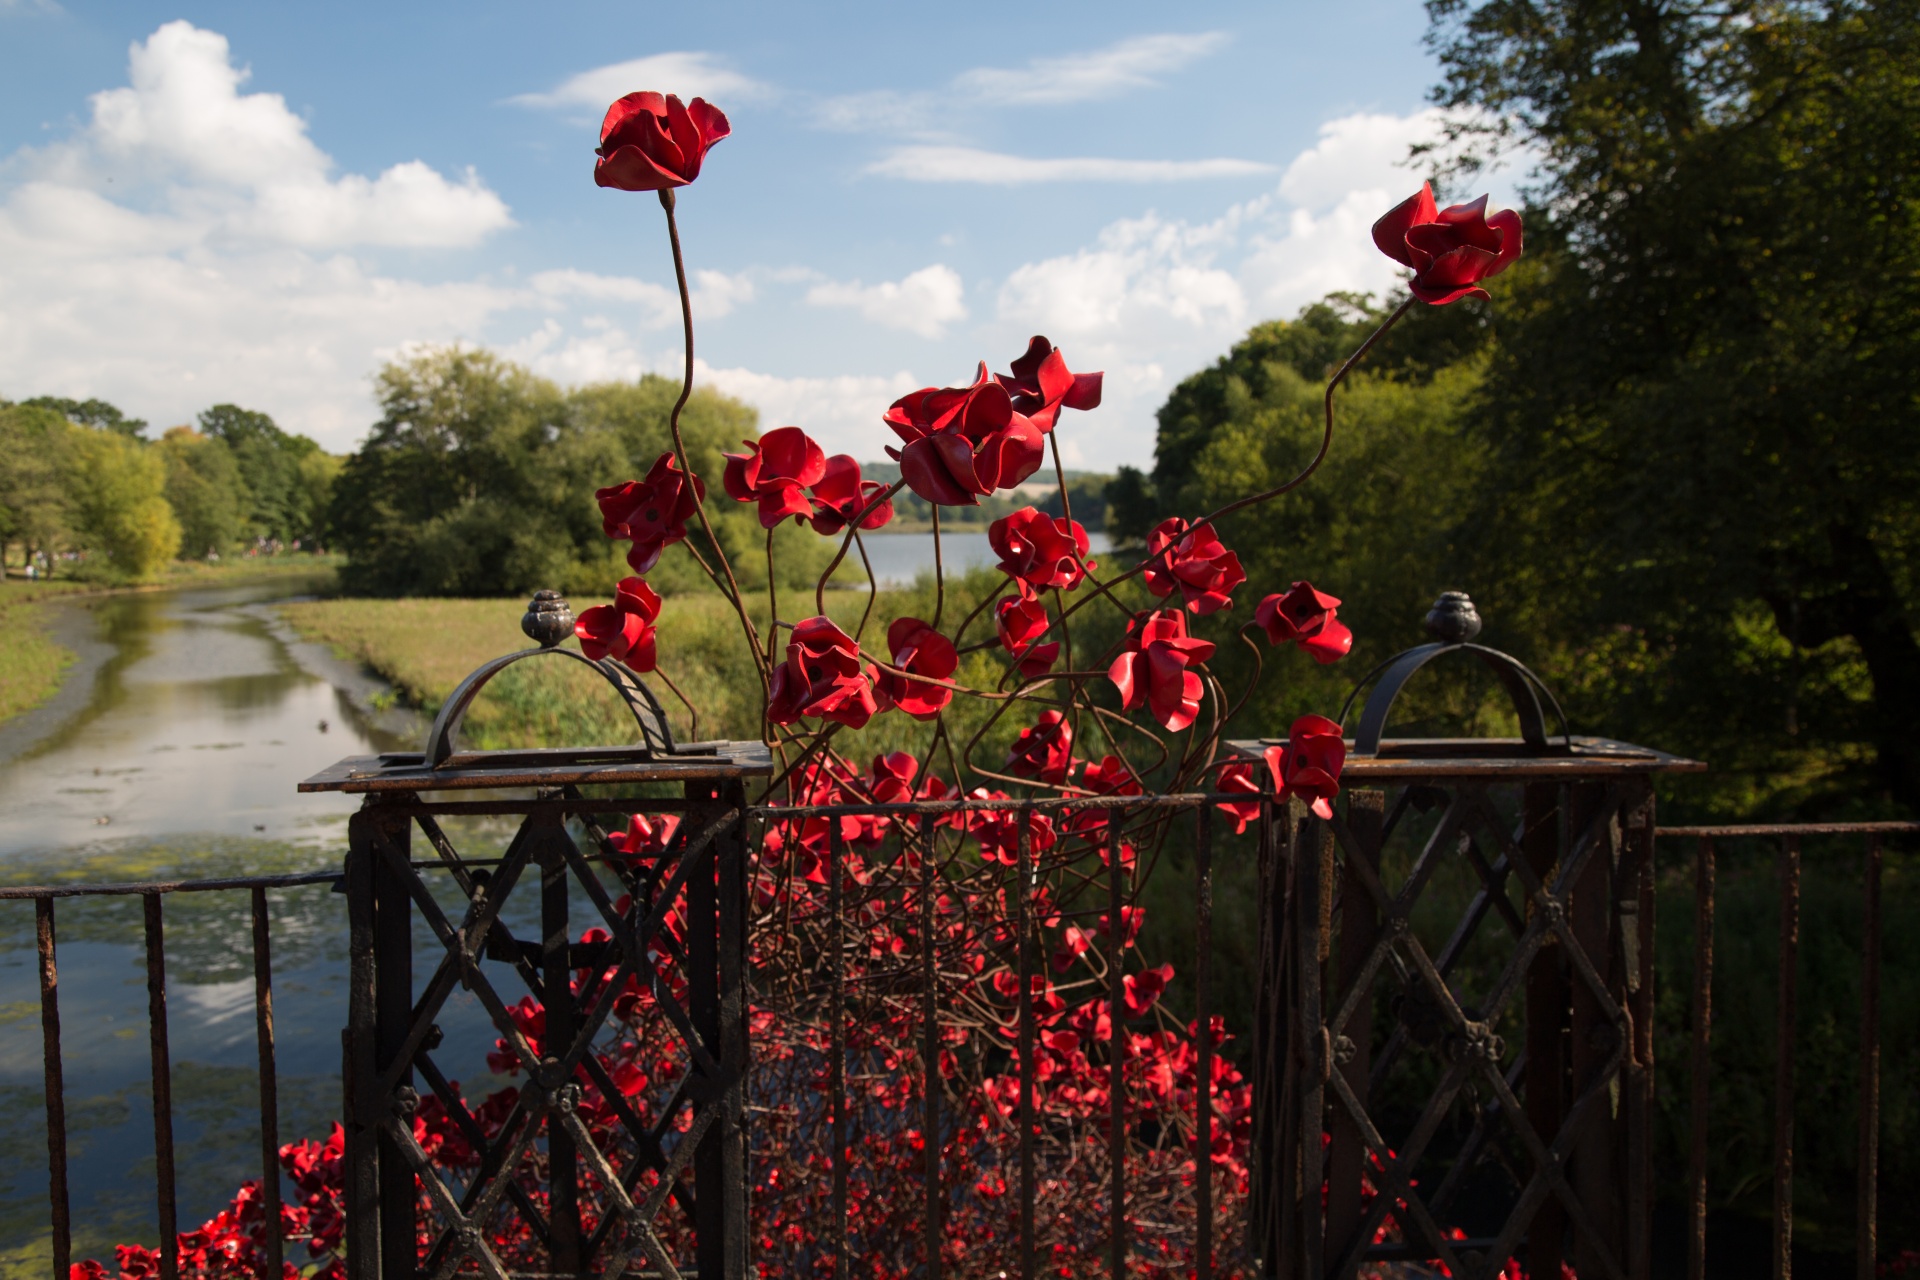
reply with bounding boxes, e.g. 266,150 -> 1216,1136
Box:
4,868 -> 342,1280
6,808 -> 1914,1279
1656,821 -> 1917,1280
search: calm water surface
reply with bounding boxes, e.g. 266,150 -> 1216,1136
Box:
860,530 -> 1112,586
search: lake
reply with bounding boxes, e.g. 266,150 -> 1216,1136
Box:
858,529 -> 1113,587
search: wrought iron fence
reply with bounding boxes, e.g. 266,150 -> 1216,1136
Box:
6,808 -> 1914,1280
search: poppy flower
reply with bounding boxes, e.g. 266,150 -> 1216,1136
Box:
766,616 -> 879,729
969,789 -> 1057,866
723,426 -> 827,528
1372,183 -> 1524,306
1141,517 -> 1246,615
596,452 -> 706,574
1212,760 -> 1263,835
1264,714 -> 1347,820
806,454 -> 893,535
868,751 -> 919,804
1067,753 -> 1142,835
1253,581 -> 1353,664
989,507 -> 1092,595
1121,963 -> 1175,1018
995,595 -> 1060,678
1006,709 -> 1077,785
884,363 -> 1045,506
997,336 -> 1103,433
1107,610 -> 1217,732
873,616 -> 956,720
594,92 -> 731,192
612,811 -> 679,857
574,576 -> 662,671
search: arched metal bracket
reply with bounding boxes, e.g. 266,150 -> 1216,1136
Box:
1338,640 -> 1571,758
424,647 -> 679,768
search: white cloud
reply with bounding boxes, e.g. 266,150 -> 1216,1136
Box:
814,31 -> 1228,134
72,22 -> 512,249
867,146 -> 1272,185
954,32 -> 1229,106
695,362 -> 924,460
983,107 -> 1523,469
528,266 -> 755,326
805,265 -> 966,339
510,52 -> 771,111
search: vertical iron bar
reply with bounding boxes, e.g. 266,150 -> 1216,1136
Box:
1773,835 -> 1801,1280
144,893 -> 179,1280
37,898 -> 71,1280
1856,836 -> 1882,1280
829,822 -> 848,1280
1687,837 -> 1715,1280
344,814 -> 380,1280
717,780 -> 750,1280
1522,782 -> 1566,1280
1017,812 -> 1036,1280
251,887 -> 285,1280
1296,811 -> 1329,1280
1107,808 -> 1125,1280
373,808 -> 416,1280
921,813 -> 942,1280
1326,790 -> 1382,1273
540,816 -> 581,1276
1194,807 -> 1213,1280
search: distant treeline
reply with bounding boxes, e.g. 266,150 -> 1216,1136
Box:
860,460 -> 1112,532
0,396 -> 337,580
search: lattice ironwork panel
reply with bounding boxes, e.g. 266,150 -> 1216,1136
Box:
1253,771 -> 1662,1280
305,744 -> 767,1280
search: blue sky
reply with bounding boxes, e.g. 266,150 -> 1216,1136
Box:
0,1 -> 1508,467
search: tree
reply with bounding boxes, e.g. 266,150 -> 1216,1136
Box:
23,396 -> 148,439
0,404 -> 74,571
198,403 -> 334,545
1426,0 -> 1920,813
60,426 -> 181,579
157,427 -> 250,558
328,348 -> 840,597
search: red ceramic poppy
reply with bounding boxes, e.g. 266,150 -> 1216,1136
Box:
574,576 -> 662,671
996,336 -> 1103,434
1372,183 -> 1524,305
1263,714 -> 1347,820
723,426 -> 827,529
1253,581 -> 1353,664
766,616 -> 879,729
806,455 -> 894,535
884,363 -> 1046,506
995,595 -> 1060,678
1212,760 -> 1263,834
868,751 -> 920,804
969,788 -> 1058,866
1006,710 -> 1076,785
1141,517 -> 1246,615
873,616 -> 956,721
612,811 -> 679,857
1106,610 -> 1217,732
595,452 -> 707,574
594,92 -> 731,192
989,507 -> 1092,595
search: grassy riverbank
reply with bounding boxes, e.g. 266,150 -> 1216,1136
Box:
0,557 -> 340,727
279,591 -> 795,748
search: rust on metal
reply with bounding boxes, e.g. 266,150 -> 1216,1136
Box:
1017,817 -> 1036,1280
38,898 -> 72,1280
1688,837 -> 1716,1280
250,887 -> 285,1280
828,822 -> 847,1280
922,810 -> 942,1280
1193,806 -> 1213,1280
144,893 -> 179,1280
1107,808 -> 1126,1280
1857,835 -> 1882,1280
1774,835 -> 1801,1280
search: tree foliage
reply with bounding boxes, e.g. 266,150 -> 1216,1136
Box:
158,427 -> 250,558
1425,0 -> 1920,814
328,347 -> 846,598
